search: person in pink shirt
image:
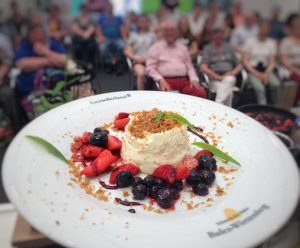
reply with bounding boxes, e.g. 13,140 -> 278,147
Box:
146,21 -> 206,98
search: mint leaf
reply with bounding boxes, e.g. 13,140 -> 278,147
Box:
26,135 -> 68,164
156,112 -> 164,122
192,142 -> 241,166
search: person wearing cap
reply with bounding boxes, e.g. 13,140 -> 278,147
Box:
146,21 -> 206,98
200,28 -> 243,106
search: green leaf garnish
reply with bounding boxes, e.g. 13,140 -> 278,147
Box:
192,142 -> 241,166
156,112 -> 164,122
26,135 -> 68,164
156,112 -> 196,129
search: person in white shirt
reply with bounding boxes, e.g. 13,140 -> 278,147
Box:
230,11 -> 259,52
243,20 -> 281,105
124,15 -> 156,90
187,2 -> 207,38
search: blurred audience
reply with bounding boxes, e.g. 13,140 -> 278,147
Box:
243,20 -> 281,105
96,2 -> 126,74
270,5 -> 285,41
187,2 -> 207,37
207,2 -> 225,29
230,11 -> 258,52
177,16 -> 198,58
200,29 -> 243,106
124,15 -> 156,90
46,4 -> 68,41
280,14 -> 300,106
146,21 -> 206,98
71,4 -> 97,65
231,1 -> 244,27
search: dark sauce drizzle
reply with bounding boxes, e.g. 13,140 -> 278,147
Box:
187,127 -> 209,144
115,198 -> 143,206
99,180 -> 118,190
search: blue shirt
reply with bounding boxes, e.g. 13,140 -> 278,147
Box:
14,38 -> 66,93
97,14 -> 123,39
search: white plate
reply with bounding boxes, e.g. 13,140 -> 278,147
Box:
2,91 -> 300,248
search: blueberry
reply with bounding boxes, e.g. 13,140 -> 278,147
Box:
149,186 -> 163,199
186,170 -> 203,185
153,177 -> 167,187
132,177 -> 144,187
93,127 -> 102,133
192,183 -> 209,196
132,184 -> 148,200
116,171 -> 133,188
89,131 -> 108,147
211,158 -> 217,171
143,175 -> 155,187
170,188 -> 180,200
170,180 -> 183,191
201,170 -> 216,185
198,154 -> 213,171
157,188 -> 173,209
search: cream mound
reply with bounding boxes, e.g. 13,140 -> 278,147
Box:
121,109 -> 190,174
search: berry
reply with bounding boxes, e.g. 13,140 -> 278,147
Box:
143,175 -> 155,187
194,150 -> 213,160
170,188 -> 180,200
81,149 -> 118,177
198,154 -> 213,171
211,158 -> 217,171
156,188 -> 173,209
148,186 -> 163,199
175,163 -> 190,180
109,163 -> 139,184
201,170 -> 216,185
153,177 -> 167,187
81,145 -> 104,158
132,177 -> 144,187
116,171 -> 134,188
186,170 -> 203,185
192,184 -> 209,196
93,128 -> 102,133
89,130 -> 109,147
114,118 -> 130,130
114,112 -> 129,120
170,180 -> 184,191
152,164 -> 176,184
132,184 -> 148,200
106,135 -> 122,151
81,132 -> 91,144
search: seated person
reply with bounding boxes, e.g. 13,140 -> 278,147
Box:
146,21 -> 206,98
14,24 -> 66,120
71,4 -> 97,65
243,20 -> 281,105
46,4 -> 68,41
124,15 -> 156,90
280,14 -> 300,106
96,2 -> 126,74
177,16 -> 198,59
200,29 -> 243,106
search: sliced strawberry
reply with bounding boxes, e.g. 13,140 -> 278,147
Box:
106,135 -> 122,151
81,145 -> 104,158
152,164 -> 175,184
175,163 -> 190,180
109,163 -> 139,184
114,112 -> 129,121
81,132 -> 91,144
193,150 -> 213,160
113,118 -> 130,131
81,149 -> 118,177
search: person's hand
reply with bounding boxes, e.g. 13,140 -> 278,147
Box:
190,80 -> 200,88
98,36 -> 106,44
261,73 -> 269,85
34,43 -> 50,56
213,74 -> 223,81
159,79 -> 172,91
224,70 -> 236,77
134,57 -> 146,64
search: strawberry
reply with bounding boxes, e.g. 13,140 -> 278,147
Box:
113,118 -> 130,130
81,149 -> 118,177
106,135 -> 122,151
194,150 -> 213,160
152,164 -> 176,184
81,145 -> 104,158
109,163 -> 139,184
114,112 -> 129,120
81,132 -> 91,144
175,163 -> 190,180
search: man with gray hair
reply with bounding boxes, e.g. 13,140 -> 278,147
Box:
146,21 -> 206,98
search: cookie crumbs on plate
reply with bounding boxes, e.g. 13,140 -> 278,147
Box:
123,191 -> 129,197
227,121 -> 234,128
215,186 -> 225,197
55,220 -> 60,225
218,166 -> 238,174
80,212 -> 85,220
125,237 -> 129,241
128,108 -> 182,138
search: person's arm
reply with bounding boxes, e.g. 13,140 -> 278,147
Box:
0,64 -> 10,86
200,63 -> 222,81
16,57 -> 50,72
71,22 -> 85,38
84,25 -> 95,39
242,52 -> 262,77
95,25 -> 105,44
183,46 -> 199,84
189,41 -> 198,58
280,53 -> 300,76
265,56 -> 276,74
120,25 -> 127,40
124,44 -> 137,60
